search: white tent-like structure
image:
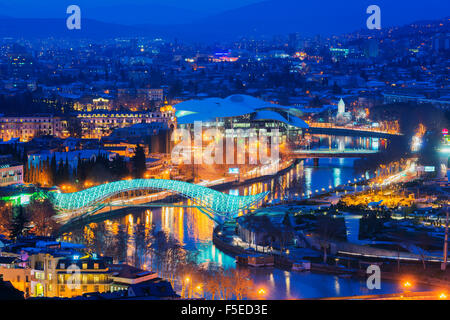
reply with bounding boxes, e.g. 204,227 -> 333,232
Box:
174,94 -> 309,129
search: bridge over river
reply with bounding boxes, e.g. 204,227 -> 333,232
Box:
305,123 -> 403,139
48,179 -> 269,225
288,149 -> 379,159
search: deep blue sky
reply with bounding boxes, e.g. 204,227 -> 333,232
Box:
0,0 -> 262,16
0,0 -> 447,27
0,0 -> 264,25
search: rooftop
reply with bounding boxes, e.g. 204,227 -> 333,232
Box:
174,94 -> 309,128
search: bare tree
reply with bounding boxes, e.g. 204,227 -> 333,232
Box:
219,268 -> 234,300
203,267 -> 220,300
230,268 -> 253,300
316,215 -> 340,263
0,201 -> 13,238
27,198 -> 59,236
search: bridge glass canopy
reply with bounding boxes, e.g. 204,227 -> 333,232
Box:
49,179 -> 268,218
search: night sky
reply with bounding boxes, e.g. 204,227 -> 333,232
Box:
0,0 -> 448,30
0,0 -> 262,16
0,0 -> 447,17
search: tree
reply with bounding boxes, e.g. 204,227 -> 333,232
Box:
50,154 -> 57,186
56,160 -> 64,185
398,225 -> 433,271
132,145 -> 147,179
219,269 -> 234,300
133,224 -> 152,270
9,206 -> 29,241
114,225 -> 128,264
230,268 -> 253,300
27,198 -> 58,236
316,215 -> 341,264
63,157 -> 70,183
415,233 -> 433,271
0,201 -> 13,237
178,261 -> 200,299
67,117 -> 82,138
110,155 -> 129,180
202,266 -> 221,300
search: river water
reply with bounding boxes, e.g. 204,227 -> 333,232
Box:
64,158 -> 431,299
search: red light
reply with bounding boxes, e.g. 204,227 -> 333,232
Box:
443,129 -> 448,135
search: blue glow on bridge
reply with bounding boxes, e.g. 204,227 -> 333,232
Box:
49,179 -> 268,218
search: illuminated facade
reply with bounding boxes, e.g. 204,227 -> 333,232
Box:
77,111 -> 173,139
29,253 -> 111,298
0,157 -> 23,187
73,97 -> 112,112
0,259 -> 31,297
0,115 -> 68,142
173,95 -> 306,165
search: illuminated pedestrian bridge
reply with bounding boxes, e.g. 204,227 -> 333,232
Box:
49,179 -> 268,220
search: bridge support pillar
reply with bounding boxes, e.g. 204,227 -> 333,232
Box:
313,158 -> 319,167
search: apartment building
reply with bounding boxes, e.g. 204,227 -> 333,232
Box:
0,155 -> 23,187
0,115 -> 68,142
30,253 -> 112,298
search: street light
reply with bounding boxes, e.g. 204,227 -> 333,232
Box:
257,288 -> 267,298
403,280 -> 412,293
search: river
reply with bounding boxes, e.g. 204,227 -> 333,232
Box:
63,157 -> 431,299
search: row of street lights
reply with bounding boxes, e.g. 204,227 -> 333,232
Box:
401,279 -> 448,300
182,276 -> 268,300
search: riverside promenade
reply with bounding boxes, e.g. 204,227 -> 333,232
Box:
213,222 -> 450,296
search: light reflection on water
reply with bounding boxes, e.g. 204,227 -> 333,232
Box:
246,268 -> 420,300
66,158 -> 420,299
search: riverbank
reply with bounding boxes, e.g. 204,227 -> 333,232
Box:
58,156 -> 444,299
212,224 -> 293,269
213,222 -> 360,275
55,159 -> 298,228
212,212 -> 450,291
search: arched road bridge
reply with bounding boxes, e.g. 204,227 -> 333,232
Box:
305,124 -> 403,139
288,149 -> 379,159
49,179 -> 269,223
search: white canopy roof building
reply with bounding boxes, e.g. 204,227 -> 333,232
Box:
174,94 -> 309,129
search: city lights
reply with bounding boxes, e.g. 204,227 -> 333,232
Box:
0,0 -> 448,305
257,288 -> 267,296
